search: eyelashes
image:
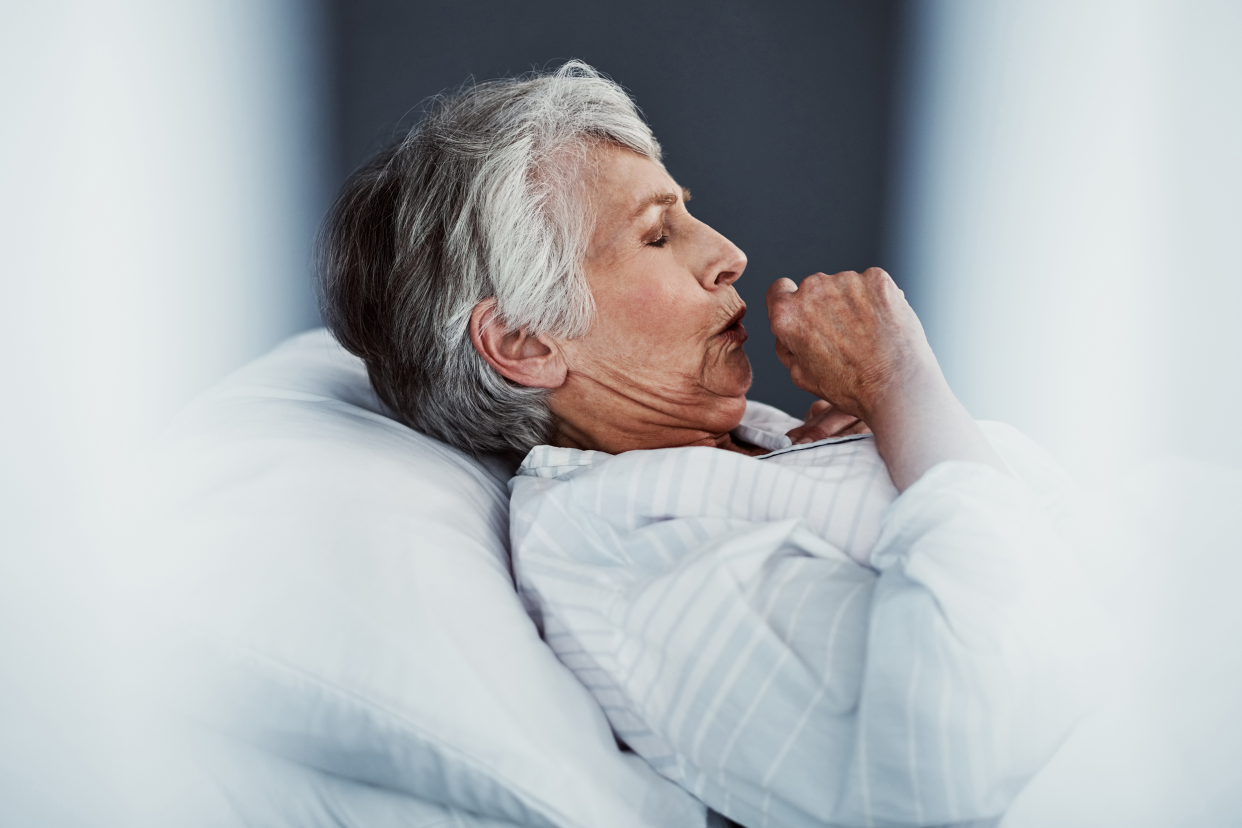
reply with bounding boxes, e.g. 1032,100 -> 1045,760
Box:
646,218 -> 672,248
646,207 -> 686,248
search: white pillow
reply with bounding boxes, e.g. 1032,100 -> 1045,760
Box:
146,329 -> 704,827
194,730 -> 541,827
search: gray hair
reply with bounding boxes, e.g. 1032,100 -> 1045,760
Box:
317,61 -> 661,456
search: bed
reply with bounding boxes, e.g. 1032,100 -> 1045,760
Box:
145,329 -> 1242,827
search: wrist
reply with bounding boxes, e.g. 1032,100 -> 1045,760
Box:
860,365 -> 1008,492
857,360 -> 950,426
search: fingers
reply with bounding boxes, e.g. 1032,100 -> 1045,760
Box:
769,267 -> 926,414
786,403 -> 866,444
787,418 -> 860,444
769,277 -> 805,371
790,400 -> 837,444
773,336 -> 794,370
806,400 -> 832,417
784,426 -> 815,445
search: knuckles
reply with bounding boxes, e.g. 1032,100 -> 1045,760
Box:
767,266 -> 914,405
769,266 -> 900,332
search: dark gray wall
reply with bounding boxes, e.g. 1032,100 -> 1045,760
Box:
330,0 -> 903,417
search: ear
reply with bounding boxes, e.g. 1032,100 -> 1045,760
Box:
469,298 -> 568,389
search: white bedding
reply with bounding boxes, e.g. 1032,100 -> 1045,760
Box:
1001,457 -> 1242,827
142,330 -> 1241,827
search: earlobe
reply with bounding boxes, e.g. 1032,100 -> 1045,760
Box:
469,299 -> 568,389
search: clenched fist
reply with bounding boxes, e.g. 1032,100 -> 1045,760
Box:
765,267 -> 1006,490
766,268 -> 938,422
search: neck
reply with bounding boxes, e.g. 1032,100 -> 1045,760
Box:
548,372 -> 750,455
553,419 -> 763,455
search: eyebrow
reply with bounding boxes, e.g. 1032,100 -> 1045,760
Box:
630,186 -> 692,220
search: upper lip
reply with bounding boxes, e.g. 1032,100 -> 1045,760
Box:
721,305 -> 746,333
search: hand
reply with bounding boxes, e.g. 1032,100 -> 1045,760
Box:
786,400 -> 871,445
766,268 -> 938,421
767,267 -> 1007,491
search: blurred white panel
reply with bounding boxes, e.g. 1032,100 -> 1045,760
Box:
0,1 -> 328,824
891,1 -> 1242,825
1157,1 -> 1242,467
891,0 -> 1242,479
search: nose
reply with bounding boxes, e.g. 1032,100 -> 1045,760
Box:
697,222 -> 747,290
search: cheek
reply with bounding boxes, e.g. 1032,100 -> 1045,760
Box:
597,275 -> 711,350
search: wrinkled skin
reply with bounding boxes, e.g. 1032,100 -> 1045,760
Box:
766,268 -> 937,421
547,144 -> 756,454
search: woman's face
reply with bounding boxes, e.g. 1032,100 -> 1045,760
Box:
550,143 -> 751,447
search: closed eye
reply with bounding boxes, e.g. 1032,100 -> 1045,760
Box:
648,233 -> 670,248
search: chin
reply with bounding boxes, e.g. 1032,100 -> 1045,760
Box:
701,349 -> 752,407
710,361 -> 753,423
727,352 -> 754,397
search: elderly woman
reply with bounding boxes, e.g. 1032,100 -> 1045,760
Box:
319,62 -> 1098,828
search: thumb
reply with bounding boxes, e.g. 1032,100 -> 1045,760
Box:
766,277 -> 798,310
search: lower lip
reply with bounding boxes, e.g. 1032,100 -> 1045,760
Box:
718,321 -> 748,344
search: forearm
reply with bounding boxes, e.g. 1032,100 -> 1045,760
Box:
862,368 -> 1009,492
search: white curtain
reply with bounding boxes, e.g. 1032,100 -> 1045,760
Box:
0,2 -> 328,824
890,3 -> 1242,825
889,0 -> 1242,480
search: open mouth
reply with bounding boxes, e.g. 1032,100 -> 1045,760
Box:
718,306 -> 748,344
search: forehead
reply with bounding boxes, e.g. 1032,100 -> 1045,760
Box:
586,143 -> 683,218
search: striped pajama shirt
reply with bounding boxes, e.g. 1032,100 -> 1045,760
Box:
510,401 -> 1101,828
